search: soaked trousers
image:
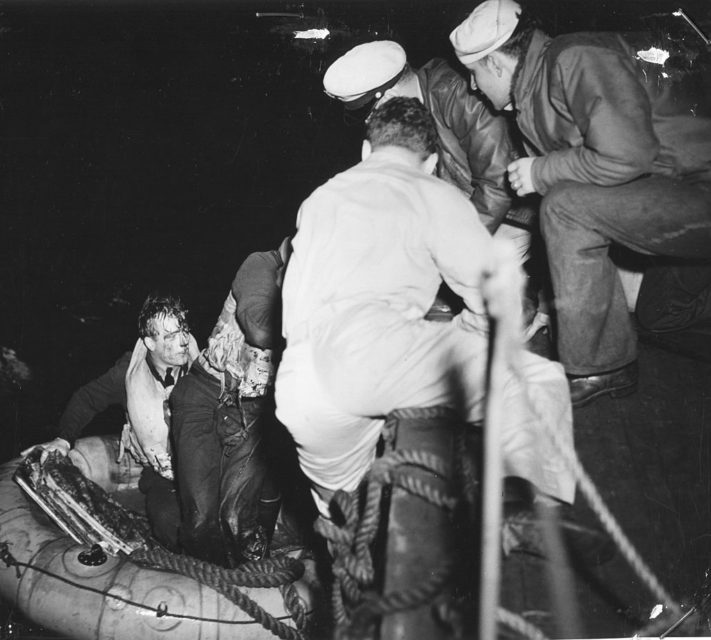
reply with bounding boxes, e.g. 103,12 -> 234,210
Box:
138,466 -> 180,552
170,363 -> 277,567
539,176 -> 711,375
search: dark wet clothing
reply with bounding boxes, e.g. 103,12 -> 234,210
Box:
138,466 -> 181,551
415,58 -> 518,231
513,30 -> 711,374
170,250 -> 284,567
58,353 -> 131,445
170,363 -> 275,566
55,352 -> 181,550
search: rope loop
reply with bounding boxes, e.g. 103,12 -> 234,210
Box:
314,437 -> 458,637
130,546 -> 307,640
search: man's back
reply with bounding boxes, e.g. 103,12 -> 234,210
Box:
282,148 -> 492,344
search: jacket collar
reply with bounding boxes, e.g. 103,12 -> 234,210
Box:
512,29 -> 551,111
145,352 -> 186,388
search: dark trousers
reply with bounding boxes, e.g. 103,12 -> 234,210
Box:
139,466 -> 180,552
170,363 -> 275,567
540,175 -> 711,374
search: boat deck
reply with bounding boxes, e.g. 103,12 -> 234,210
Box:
500,335 -> 711,638
0,2 -> 710,637
2,334 -> 709,640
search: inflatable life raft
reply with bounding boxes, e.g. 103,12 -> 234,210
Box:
0,435 -> 316,640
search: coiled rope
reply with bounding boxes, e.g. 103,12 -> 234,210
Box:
314,443 -> 457,637
130,547 -> 309,640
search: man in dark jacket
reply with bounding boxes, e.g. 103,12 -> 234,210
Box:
323,40 -> 549,337
322,41 -> 532,250
20,293 -> 198,549
450,0 -> 711,407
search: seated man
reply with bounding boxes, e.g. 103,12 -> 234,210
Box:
21,293 -> 199,550
170,238 -> 292,568
450,0 -> 711,407
276,97 -> 603,559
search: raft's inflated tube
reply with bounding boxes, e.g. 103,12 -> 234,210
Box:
0,436 -> 314,640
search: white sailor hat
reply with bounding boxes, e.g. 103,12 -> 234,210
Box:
449,0 -> 522,65
323,41 -> 407,110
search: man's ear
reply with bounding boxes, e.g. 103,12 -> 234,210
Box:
423,152 -> 438,175
143,336 -> 157,353
489,50 -> 516,78
487,52 -> 504,77
361,139 -> 372,161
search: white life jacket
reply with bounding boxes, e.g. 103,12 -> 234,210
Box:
121,335 -> 199,479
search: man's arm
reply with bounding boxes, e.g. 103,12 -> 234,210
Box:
21,352 -> 130,460
531,39 -> 659,194
423,182 -> 495,318
440,67 -> 514,231
57,352 -> 131,444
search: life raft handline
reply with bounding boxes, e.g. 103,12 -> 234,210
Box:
0,541 -> 297,627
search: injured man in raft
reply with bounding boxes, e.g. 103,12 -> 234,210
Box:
275,96 -> 614,568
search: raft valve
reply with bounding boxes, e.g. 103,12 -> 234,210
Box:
78,544 -> 108,566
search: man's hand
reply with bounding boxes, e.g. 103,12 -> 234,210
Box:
507,158 -> 537,196
20,437 -> 71,464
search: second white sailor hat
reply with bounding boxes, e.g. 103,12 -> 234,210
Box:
323,40 -> 407,110
450,0 -> 522,65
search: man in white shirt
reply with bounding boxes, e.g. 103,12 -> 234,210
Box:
274,98 -> 609,562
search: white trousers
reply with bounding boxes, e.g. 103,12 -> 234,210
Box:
494,222 -> 532,266
276,311 -> 575,517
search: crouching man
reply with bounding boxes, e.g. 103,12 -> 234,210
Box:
276,97 -> 610,563
170,240 -> 291,568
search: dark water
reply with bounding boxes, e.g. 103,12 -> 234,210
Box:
0,1 -> 710,638
0,0 -> 467,458
0,0 -> 709,451
0,3 -> 709,438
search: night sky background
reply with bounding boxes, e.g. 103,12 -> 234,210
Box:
0,0 -> 709,460
0,2 -> 710,638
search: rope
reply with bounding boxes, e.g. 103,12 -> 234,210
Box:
497,607 -> 550,640
314,444 -> 457,636
279,582 -> 308,631
510,364 -> 683,617
0,542 -> 297,627
130,547 -> 307,640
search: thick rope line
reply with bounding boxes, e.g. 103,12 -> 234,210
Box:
0,542 -> 296,627
315,444 -> 458,637
279,582 -> 308,631
132,547 -> 304,588
395,473 -> 457,510
497,606 -> 550,640
511,366 -> 682,616
131,547 -> 306,640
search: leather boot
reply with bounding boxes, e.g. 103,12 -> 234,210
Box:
568,361 -> 638,408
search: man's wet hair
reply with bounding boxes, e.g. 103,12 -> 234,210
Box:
138,293 -> 189,338
365,97 -> 438,159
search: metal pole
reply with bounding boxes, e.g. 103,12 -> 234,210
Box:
479,239 -> 524,640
